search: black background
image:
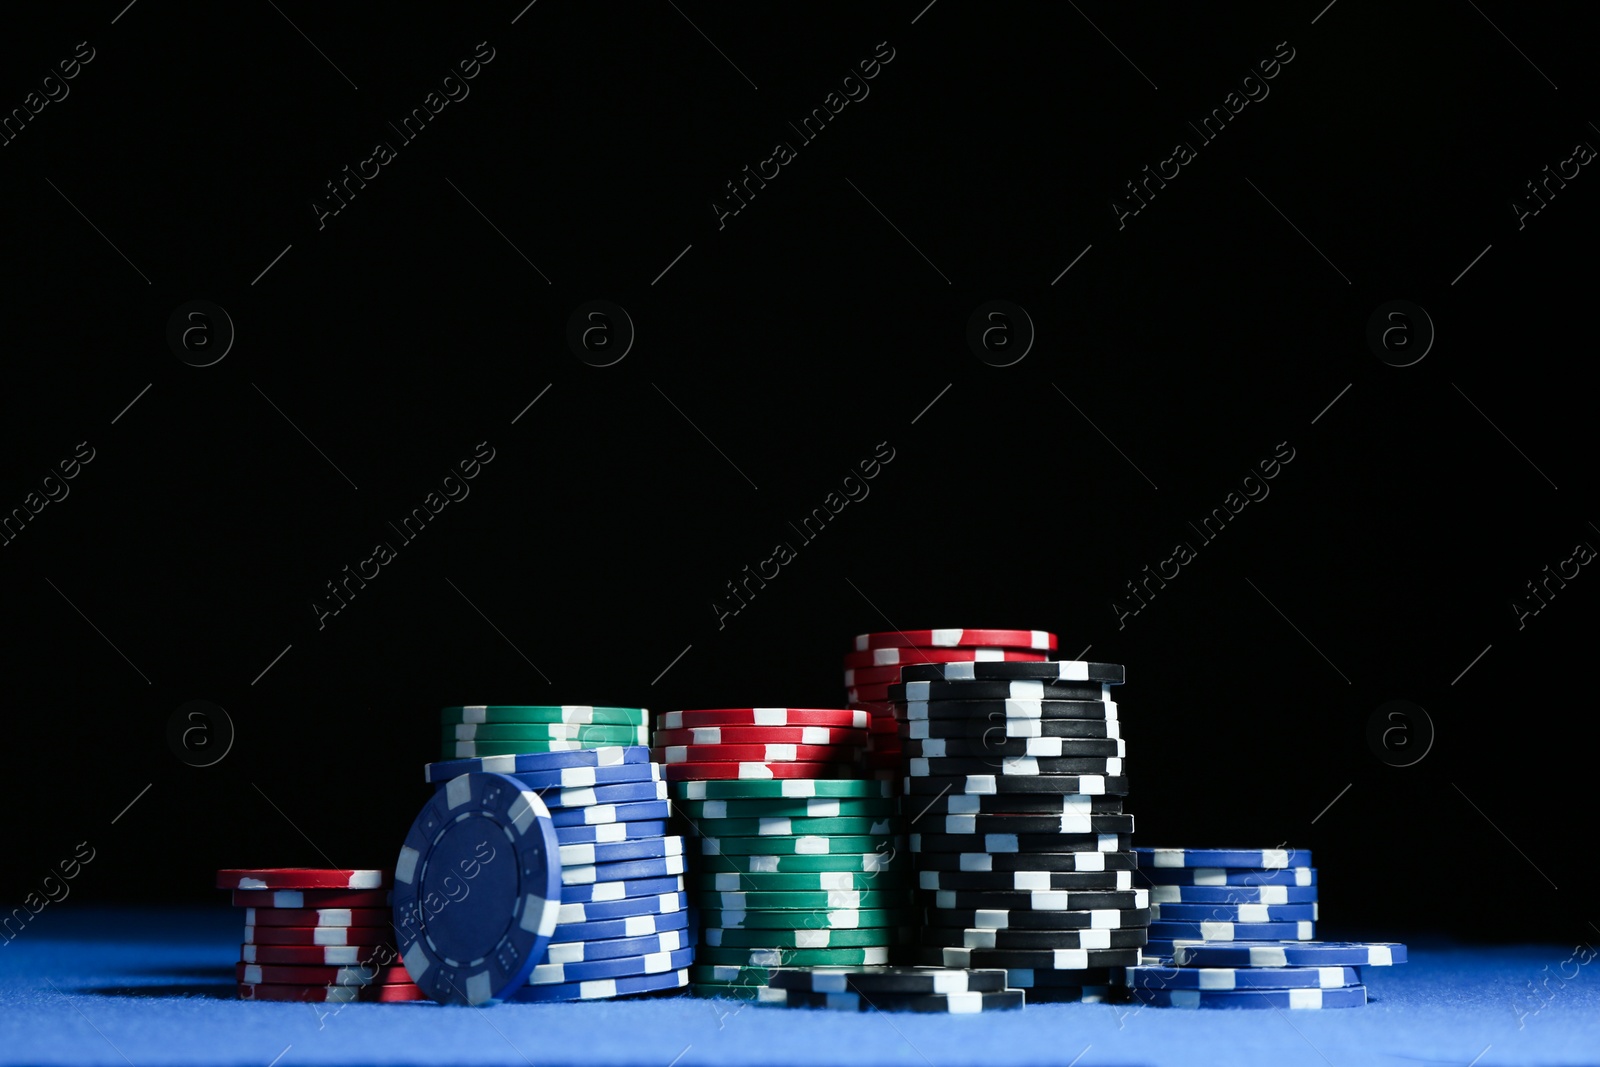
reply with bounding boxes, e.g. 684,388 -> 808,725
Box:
2,2 -> 1595,944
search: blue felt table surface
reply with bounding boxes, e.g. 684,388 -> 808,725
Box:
1,907 -> 1594,1067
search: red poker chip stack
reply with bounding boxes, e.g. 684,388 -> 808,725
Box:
844,630 -> 1059,780
216,869 -> 422,1002
650,708 -> 870,782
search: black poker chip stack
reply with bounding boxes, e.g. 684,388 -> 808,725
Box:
893,661 -> 1147,1002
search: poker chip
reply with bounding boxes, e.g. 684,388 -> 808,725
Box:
240,943 -> 398,966
688,817 -> 894,839
921,927 -> 1149,951
546,910 -> 691,946
653,726 -> 869,748
918,869 -> 1134,892
1132,985 -> 1368,1009
1001,982 -> 1120,1003
900,661 -> 1126,684
680,797 -> 895,820
1135,847 -> 1312,869
217,869 -> 391,891
906,699 -> 1118,722
852,629 -> 1057,651
528,946 -> 696,986
441,706 -> 649,726
929,888 -> 1147,911
842,648 -> 1049,669
694,889 -> 902,910
559,874 -> 684,903
1149,902 -> 1318,923
695,871 -> 906,892
701,834 -> 901,856
905,737 -> 1126,760
769,966 -> 1011,995
1146,884 -> 1319,904
674,778 -> 893,800
926,904 -> 1147,930
551,800 -> 673,830
561,854 -> 687,886
237,982 -> 428,1003
554,820 -> 670,846
663,761 -> 853,782
904,717 -> 1120,740
698,851 -> 904,874
558,835 -> 681,867
423,745 -> 649,783
1171,941 -> 1406,968
231,888 -> 392,909
702,927 -> 906,949
903,774 -> 1130,797
894,680 -> 1110,703
844,664 -> 936,687
1134,866 -> 1317,887
456,762 -> 662,793
243,907 -> 390,928
1005,966 -> 1122,987
244,926 -> 393,946
697,906 -> 909,929
912,832 -> 1132,854
450,740 -> 612,757
655,743 -> 862,764
393,772 -> 563,1005
235,962 -> 411,986
914,946 -> 1143,970
442,723 -> 650,744
917,814 -> 1135,835
759,987 -> 1027,1013
545,779 -> 668,808
507,967 -> 690,1002
659,708 -> 870,730
914,850 -> 1138,873
555,891 -> 686,924
905,793 -> 1124,816
1147,920 -> 1315,941
908,756 -> 1125,778
694,946 -> 893,967
1123,964 -> 1360,990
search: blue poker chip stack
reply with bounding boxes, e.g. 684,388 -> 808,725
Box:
1121,847 -> 1407,1009
423,740 -> 692,1002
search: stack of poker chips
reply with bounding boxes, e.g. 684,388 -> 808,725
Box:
654,708 -> 909,999
760,965 -> 1025,1013
844,629 -> 1057,779
441,704 -> 651,761
895,660 -> 1148,1003
1121,847 -> 1406,1009
418,745 -> 693,1003
217,868 -> 424,1003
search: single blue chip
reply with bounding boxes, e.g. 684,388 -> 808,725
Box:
1172,941 -> 1407,968
527,947 -> 697,987
558,874 -> 684,904
506,965 -> 690,1002
1122,964 -> 1360,991
1149,902 -> 1318,923
554,820 -> 670,846
1147,920 -> 1314,941
393,771 -> 563,1005
424,746 -> 650,784
1145,884 -> 1318,904
558,835 -> 682,868
1134,848 -> 1312,869
1130,984 -> 1366,1009
548,799 -> 673,828
543,780 -> 667,811
561,855 -> 688,887
555,890 -> 686,925
549,908 -> 691,946
543,927 -> 691,966
1135,867 -> 1317,887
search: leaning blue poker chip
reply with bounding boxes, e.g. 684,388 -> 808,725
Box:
528,946 -> 696,986
507,966 -> 689,1002
1134,847 -> 1311,869
1122,964 -> 1361,991
393,771 -> 563,1005
553,820 -> 670,846
424,746 -> 650,784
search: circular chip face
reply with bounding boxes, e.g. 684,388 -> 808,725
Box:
441,706 -> 649,726
507,967 -> 690,1002
912,832 -> 1131,855
895,681 -> 1113,703
852,630 -> 1057,651
921,927 -> 1148,951
1133,867 -> 1317,887
902,774 -> 1131,797
1131,985 -> 1368,1010
663,761 -> 856,782
905,737 -> 1126,760
701,835 -> 900,857
1146,920 -> 1315,942
912,946 -> 1142,970
914,849 -> 1137,874
231,888 -> 393,909
703,927 -> 905,949
925,904 -> 1149,930
769,966 -> 1010,995
217,869 -> 391,891
1123,964 -> 1361,991
1134,848 -> 1312,869
906,699 -> 1118,722
899,661 -> 1125,684
660,709 -> 869,730
652,726 -> 869,748
763,987 -> 1028,1012
393,772 -> 563,1006
236,982 -> 427,1003
423,746 -> 649,784
918,869 -> 1134,893
672,778 -> 894,801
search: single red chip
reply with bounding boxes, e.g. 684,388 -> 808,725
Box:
216,869 -> 391,891
841,648 -> 1051,669
661,761 -> 859,782
231,888 -> 393,909
651,726 -> 868,748
852,630 -> 1057,652
243,925 -> 395,946
243,907 -> 392,928
237,981 -> 427,1002
234,961 -> 411,986
654,743 -> 863,765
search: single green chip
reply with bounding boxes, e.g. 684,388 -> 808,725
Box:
688,816 -> 895,839
693,889 -> 907,911
700,835 -> 902,856
702,926 -> 907,949
677,798 -> 898,820
694,946 -> 894,967
692,870 -> 907,892
440,706 -> 649,726
698,907 -> 913,930
672,779 -> 895,801
440,723 -> 648,743
696,851 -> 907,875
